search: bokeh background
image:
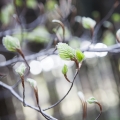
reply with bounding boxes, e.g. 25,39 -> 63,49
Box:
0,0 -> 120,120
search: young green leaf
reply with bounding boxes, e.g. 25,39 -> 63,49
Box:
57,43 -> 75,60
75,49 -> 85,62
62,64 -> 68,75
26,78 -> 37,88
2,35 -> 21,52
15,63 -> 26,76
87,97 -> 97,104
82,17 -> 96,29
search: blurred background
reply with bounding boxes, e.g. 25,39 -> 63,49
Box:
0,0 -> 120,120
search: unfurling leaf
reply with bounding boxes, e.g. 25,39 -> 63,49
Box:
82,17 -> 96,29
62,64 -> 68,75
2,35 -> 21,52
57,43 -> 75,60
27,78 -> 37,88
87,97 -> 97,104
75,49 -> 85,62
15,63 -> 26,76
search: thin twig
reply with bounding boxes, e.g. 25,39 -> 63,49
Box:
43,69 -> 79,111
0,81 -> 57,120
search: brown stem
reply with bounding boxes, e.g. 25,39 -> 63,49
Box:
16,49 -> 30,75
64,74 -> 72,83
95,102 -> 102,120
34,87 -> 52,120
83,101 -> 87,120
71,58 -> 79,69
20,76 -> 25,106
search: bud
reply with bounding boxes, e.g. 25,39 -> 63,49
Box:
52,20 -> 65,33
87,97 -> 97,104
82,17 -> 96,29
26,78 -> 37,88
78,91 -> 85,101
57,43 -> 75,60
116,29 -> 120,42
2,35 -> 21,52
15,63 -> 26,76
62,64 -> 68,75
75,49 -> 85,62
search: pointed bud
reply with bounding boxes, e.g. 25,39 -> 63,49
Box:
87,97 -> 97,104
57,43 -> 75,60
2,35 -> 21,52
116,29 -> 120,42
78,91 -> 85,101
26,78 -> 37,88
15,63 -> 26,76
52,20 -> 65,38
75,49 -> 85,62
62,64 -> 68,75
82,17 -> 96,29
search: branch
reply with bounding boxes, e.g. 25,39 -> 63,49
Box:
1,43 -> 120,67
43,68 -> 79,111
0,81 -> 57,120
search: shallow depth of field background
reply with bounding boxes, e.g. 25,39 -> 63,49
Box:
0,0 -> 120,120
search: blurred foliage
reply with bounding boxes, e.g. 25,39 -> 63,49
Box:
69,37 -> 80,49
15,0 -> 23,7
102,30 -> 115,46
45,0 -> 58,11
0,4 -> 14,25
26,0 -> 37,9
13,26 -> 49,43
15,0 -> 37,8
111,13 -> 120,22
92,11 -> 100,19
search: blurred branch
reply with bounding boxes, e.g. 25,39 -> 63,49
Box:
92,1 -> 119,43
1,43 -> 120,67
0,81 -> 57,120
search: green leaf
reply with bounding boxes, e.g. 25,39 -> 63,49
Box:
75,49 -> 85,62
27,78 -> 37,88
2,35 -> 21,52
57,43 -> 75,60
87,97 -> 97,104
111,13 -> 120,22
45,0 -> 57,11
15,0 -> 23,7
62,64 -> 68,75
82,17 -> 96,29
1,4 -> 14,25
15,63 -> 26,76
26,0 -> 37,9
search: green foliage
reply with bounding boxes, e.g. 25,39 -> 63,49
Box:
57,43 -> 85,62
87,97 -> 97,104
102,31 -> 115,46
15,0 -> 23,7
27,26 -> 49,43
57,43 -> 75,60
2,35 -> 21,52
111,13 -> 120,22
45,0 -> 57,11
26,0 -> 37,9
27,78 -> 37,88
1,4 -> 14,25
75,49 -> 85,62
15,63 -> 26,76
57,43 -> 85,63
82,17 -> 96,29
62,64 -> 68,75
92,11 -> 100,19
